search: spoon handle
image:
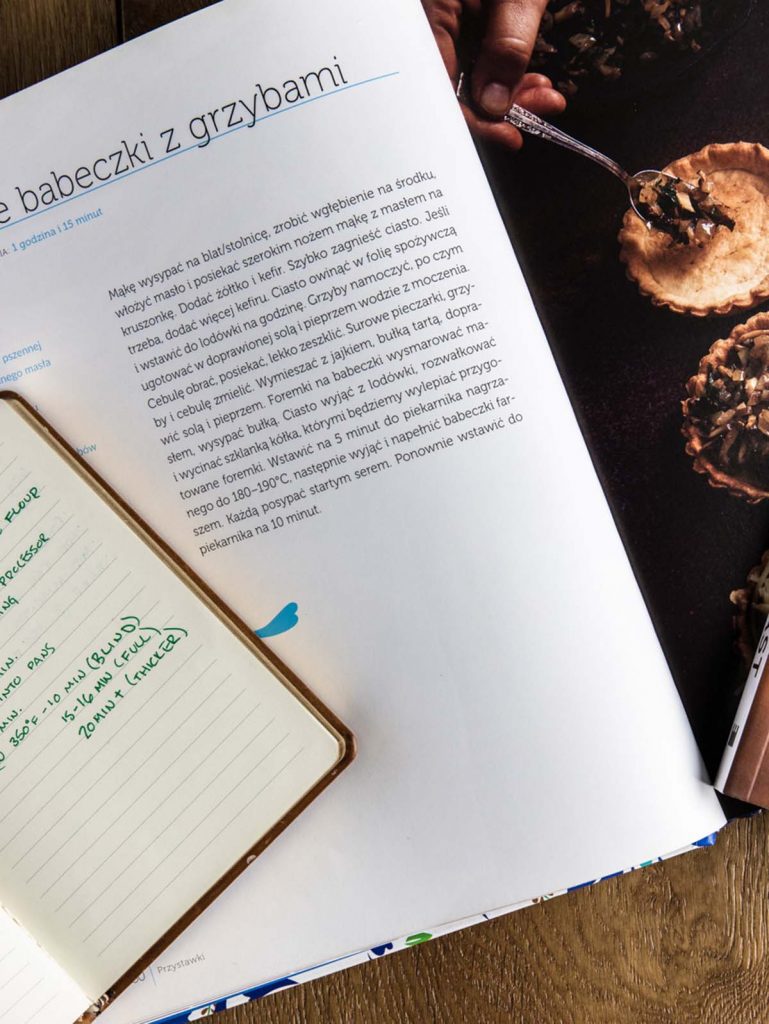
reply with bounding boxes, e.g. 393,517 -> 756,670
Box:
504,104 -> 630,185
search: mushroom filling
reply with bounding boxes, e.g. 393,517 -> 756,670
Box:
635,173 -> 735,244
532,0 -> 706,95
688,332 -> 769,486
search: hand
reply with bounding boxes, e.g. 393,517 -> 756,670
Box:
423,0 -> 566,149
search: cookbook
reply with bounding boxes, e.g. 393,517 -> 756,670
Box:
0,0 -> 757,1021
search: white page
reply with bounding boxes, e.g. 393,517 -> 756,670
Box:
0,0 -> 725,1020
0,909 -> 89,1024
0,405 -> 342,1002
102,835 -> 709,1024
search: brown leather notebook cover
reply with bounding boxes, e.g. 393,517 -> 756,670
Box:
0,391 -> 355,1023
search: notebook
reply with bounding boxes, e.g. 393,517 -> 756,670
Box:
0,395 -> 352,1024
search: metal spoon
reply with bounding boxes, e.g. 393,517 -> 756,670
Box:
503,102 -> 689,227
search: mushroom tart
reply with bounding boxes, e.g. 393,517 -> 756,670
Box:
620,142 -> 769,316
683,313 -> 769,502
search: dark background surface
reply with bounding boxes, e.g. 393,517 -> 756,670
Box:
480,0 -> 769,785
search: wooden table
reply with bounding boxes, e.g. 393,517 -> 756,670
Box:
3,3 -> 769,1022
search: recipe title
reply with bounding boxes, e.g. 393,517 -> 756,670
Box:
0,59 -> 349,226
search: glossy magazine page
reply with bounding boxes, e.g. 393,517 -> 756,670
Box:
482,0 -> 768,797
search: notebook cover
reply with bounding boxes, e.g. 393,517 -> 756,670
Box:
0,391 -> 356,1023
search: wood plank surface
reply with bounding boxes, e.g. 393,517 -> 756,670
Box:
119,0 -> 211,40
1,3 -> 768,1023
0,0 -> 115,95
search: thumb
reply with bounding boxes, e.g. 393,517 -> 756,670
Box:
472,0 -> 549,118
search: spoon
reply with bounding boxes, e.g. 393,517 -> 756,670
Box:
503,102 -> 690,228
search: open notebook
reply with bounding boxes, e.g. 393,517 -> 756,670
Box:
0,395 -> 352,1024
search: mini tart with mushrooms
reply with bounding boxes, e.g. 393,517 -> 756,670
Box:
620,143 -> 769,316
682,313 -> 769,502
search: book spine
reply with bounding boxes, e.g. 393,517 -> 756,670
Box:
715,613 -> 769,804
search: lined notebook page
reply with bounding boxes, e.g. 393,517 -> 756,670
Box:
0,399 -> 343,1002
0,910 -> 88,1024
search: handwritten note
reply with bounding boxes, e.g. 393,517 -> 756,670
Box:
0,400 -> 342,1004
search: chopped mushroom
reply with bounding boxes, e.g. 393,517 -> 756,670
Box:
531,0 -> 706,94
635,172 -> 735,245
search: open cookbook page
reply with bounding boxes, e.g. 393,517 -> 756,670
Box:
0,0 -> 724,1020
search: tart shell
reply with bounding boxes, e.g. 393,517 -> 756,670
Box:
682,312 -> 769,503
620,142 -> 769,316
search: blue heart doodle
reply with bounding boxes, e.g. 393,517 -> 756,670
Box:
255,602 -> 299,639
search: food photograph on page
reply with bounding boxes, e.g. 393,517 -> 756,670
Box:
464,0 -> 769,793
0,1 -> 769,1024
